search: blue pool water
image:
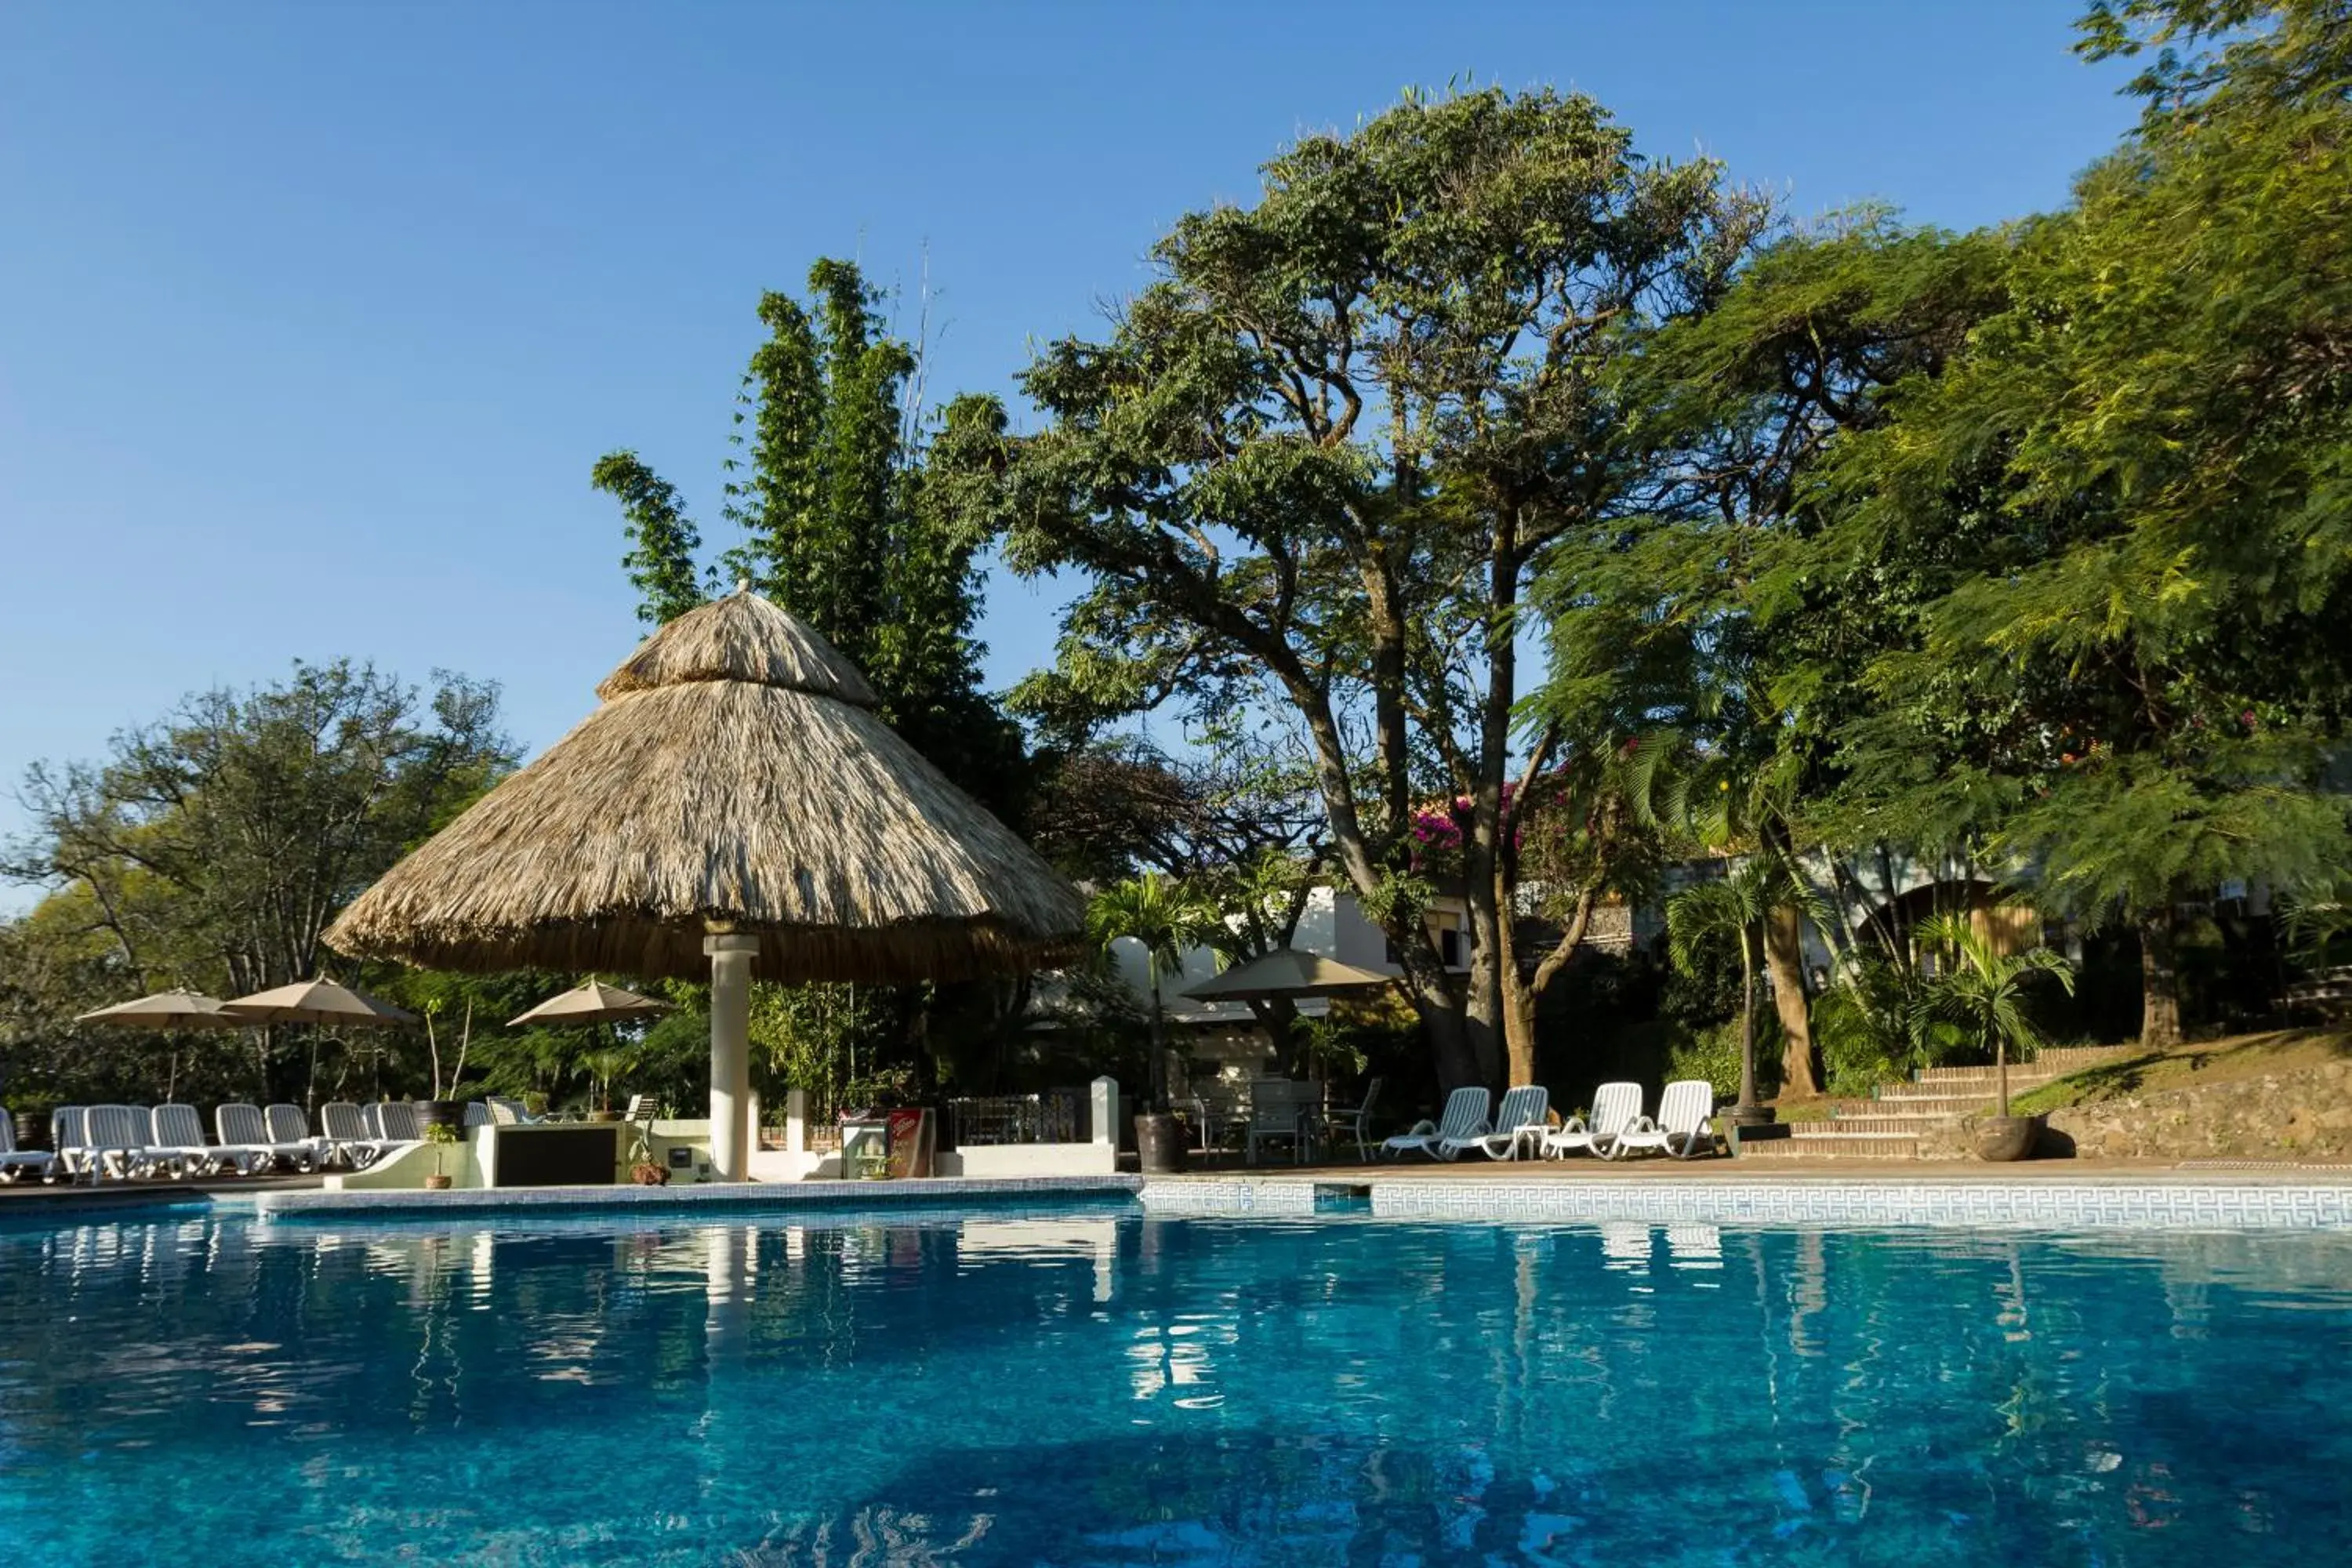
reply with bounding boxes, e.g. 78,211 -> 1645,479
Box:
2,1202 -> 2349,1564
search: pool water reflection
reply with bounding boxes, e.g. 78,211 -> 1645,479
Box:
1,1204 -> 2347,1563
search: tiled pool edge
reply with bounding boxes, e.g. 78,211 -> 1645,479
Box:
1138,1174 -> 2352,1228
254,1172 -> 1142,1221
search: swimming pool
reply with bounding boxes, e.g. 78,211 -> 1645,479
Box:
2,1201 -> 2347,1563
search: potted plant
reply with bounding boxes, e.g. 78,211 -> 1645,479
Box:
626,1119 -> 668,1185
421,1121 -> 460,1189
578,1047 -> 634,1122
1911,913 -> 2077,1162
1087,873 -> 1223,1174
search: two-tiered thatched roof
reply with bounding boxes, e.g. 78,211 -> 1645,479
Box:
325,589 -> 1084,983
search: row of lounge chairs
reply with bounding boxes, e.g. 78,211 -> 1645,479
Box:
1380,1080 -> 1719,1162
5,1102 -> 426,1184
3,1094 -> 641,1184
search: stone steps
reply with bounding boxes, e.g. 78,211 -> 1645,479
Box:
1738,1130 -> 1922,1160
1746,1045 -> 2137,1161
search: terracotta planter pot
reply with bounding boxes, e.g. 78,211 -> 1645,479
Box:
423,1174 -> 453,1191
1975,1113 -> 2044,1163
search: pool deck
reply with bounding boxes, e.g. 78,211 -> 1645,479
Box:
7,1157 -> 2348,1228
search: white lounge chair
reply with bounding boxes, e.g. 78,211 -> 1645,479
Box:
51,1106 -> 91,1179
1381,1087 -> 1490,1160
0,1111 -> 57,1184
85,1105 -> 152,1180
214,1104 -> 303,1174
463,1101 -> 492,1127
1607,1080 -> 1719,1160
318,1102 -> 379,1167
373,1101 -> 423,1143
267,1103 -> 326,1170
147,1105 -> 219,1178
1542,1082 -> 1642,1159
1444,1084 -> 1549,1160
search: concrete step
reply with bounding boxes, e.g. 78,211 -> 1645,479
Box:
1914,1047 -> 2128,1085
1740,1131 -> 1922,1160
1826,1115 -> 1955,1134
1867,1094 -> 2008,1116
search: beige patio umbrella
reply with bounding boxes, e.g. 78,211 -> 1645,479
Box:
1181,949 -> 1396,1003
223,976 -> 420,1026
324,586 -> 1087,1179
506,978 -> 670,1028
75,989 -> 246,1029
76,988 -> 248,1102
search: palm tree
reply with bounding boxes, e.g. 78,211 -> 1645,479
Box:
1087,873 -> 1225,1110
1910,912 -> 2076,1118
1665,862 -> 1773,1118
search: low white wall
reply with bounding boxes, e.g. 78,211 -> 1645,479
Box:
325,1128 -> 486,1191
937,1142 -> 1119,1178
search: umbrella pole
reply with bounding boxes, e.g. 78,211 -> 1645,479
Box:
705,934 -> 760,1181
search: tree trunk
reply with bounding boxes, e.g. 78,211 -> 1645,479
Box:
2138,909 -> 2183,1048
1764,903 -> 1820,1098
1401,968 -> 1485,1092
1736,931 -> 1759,1112
1147,972 -> 1167,1110
1504,982 -> 1539,1088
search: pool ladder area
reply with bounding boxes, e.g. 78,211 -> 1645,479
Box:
1312,1182 -> 1373,1215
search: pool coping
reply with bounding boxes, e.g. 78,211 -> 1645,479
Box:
1139,1171 -> 2352,1228
250,1172 -> 1143,1221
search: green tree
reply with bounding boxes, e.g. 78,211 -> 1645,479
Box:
593,263 -> 1027,819
1665,862 -> 1779,1117
593,452 -> 706,624
1085,873 -> 1225,1111
943,87 -> 1773,1091
2,662 -> 514,1105
1910,913 -> 2077,1117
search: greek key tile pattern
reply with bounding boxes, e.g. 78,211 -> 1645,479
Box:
1352,1178 -> 2352,1229
1134,1179 -> 1320,1217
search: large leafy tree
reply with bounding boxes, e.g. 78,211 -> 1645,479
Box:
1795,0 -> 2352,1045
943,88 -> 1773,1090
2,662 -> 514,1104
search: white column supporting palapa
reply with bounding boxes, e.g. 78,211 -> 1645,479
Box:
704,933 -> 761,1181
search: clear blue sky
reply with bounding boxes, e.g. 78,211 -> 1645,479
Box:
0,2 -> 2136,895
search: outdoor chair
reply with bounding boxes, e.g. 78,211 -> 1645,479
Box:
85,1105 -> 152,1180
462,1101 -> 492,1127
373,1101 -> 423,1143
0,1110 -> 58,1184
1542,1082 -> 1642,1159
1606,1080 -> 1720,1160
1245,1079 -> 1319,1165
1321,1076 -> 1384,1161
267,1103 -> 325,1169
621,1093 -> 656,1121
318,1102 -> 379,1167
51,1106 -> 91,1179
145,1104 -> 218,1178
1444,1083 -> 1548,1160
215,1103 -> 305,1174
1381,1087 -> 1490,1160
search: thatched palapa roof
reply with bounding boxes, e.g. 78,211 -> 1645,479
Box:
325,590 -> 1086,984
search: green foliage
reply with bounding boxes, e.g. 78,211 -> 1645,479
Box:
940,84 -> 1774,1088
594,261 -> 1029,821
1910,913 -> 2078,1113
2,662 -> 514,1107
592,452 -> 706,624
1666,1018 -> 1778,1102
